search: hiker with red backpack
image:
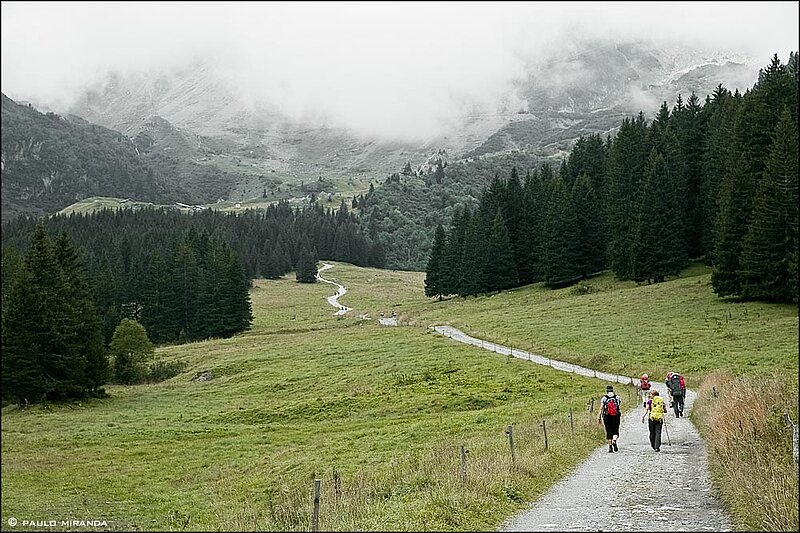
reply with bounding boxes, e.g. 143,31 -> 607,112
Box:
665,371 -> 686,417
637,373 -> 651,408
597,385 -> 622,453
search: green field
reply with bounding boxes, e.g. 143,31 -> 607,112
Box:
2,262 -> 797,531
333,263 -> 797,388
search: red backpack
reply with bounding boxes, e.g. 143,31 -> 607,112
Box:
604,394 -> 619,416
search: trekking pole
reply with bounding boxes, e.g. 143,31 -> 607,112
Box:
664,419 -> 672,446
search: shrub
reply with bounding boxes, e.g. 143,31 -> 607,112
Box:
146,360 -> 187,383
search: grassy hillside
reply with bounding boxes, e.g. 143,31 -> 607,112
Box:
2,263 -> 796,531
393,266 -> 796,387
1,271 -> 621,531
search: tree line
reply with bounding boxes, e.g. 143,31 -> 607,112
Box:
426,53 -> 798,304
1,200 -> 386,403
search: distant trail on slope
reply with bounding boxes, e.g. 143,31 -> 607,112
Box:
316,263 -> 351,316
432,326 -> 731,532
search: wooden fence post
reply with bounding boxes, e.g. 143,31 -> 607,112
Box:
333,469 -> 341,500
569,408 -> 574,435
540,420 -> 548,451
311,479 -> 321,532
505,425 -> 516,464
460,445 -> 468,483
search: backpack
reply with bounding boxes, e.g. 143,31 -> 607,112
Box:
670,374 -> 683,397
640,376 -> 651,390
650,396 -> 665,421
604,394 -> 619,416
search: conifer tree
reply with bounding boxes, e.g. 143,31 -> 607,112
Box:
740,108 -> 799,303
1,264 -> 45,404
459,214 -> 489,296
712,149 -> 753,296
631,150 -> 687,283
442,208 -> 468,295
424,225 -> 447,299
504,168 -> 531,285
607,114 -> 650,279
54,232 -> 109,392
571,173 -> 606,277
522,169 -> 545,283
700,86 -> 738,259
542,175 -> 580,285
487,210 -> 518,291
295,247 -> 318,283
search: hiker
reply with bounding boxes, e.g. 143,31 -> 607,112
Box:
665,371 -> 686,417
641,389 -> 666,451
637,373 -> 651,407
597,385 -> 621,452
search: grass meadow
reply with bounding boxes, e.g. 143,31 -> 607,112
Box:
2,262 -> 797,531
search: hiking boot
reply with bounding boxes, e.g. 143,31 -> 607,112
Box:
612,441 -> 618,451
608,445 -> 614,453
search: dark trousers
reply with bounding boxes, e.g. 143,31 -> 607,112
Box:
673,394 -> 684,416
648,419 -> 663,450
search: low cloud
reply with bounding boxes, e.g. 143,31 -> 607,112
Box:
2,2 -> 797,140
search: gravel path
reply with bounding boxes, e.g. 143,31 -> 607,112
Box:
317,263 -> 351,316
432,326 -> 731,532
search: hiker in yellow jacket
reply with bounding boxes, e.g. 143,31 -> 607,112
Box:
641,389 -> 666,452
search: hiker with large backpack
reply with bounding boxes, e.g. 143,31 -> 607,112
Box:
597,385 -> 622,453
641,389 -> 667,451
637,373 -> 651,408
666,371 -> 686,417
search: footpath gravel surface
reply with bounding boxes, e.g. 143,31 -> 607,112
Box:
432,326 -> 731,532
317,263 -> 351,316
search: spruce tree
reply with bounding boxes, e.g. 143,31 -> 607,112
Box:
295,247 -> 318,283
571,173 -> 606,278
442,208 -> 469,295
54,232 -> 109,393
700,86 -> 738,260
523,169 -> 545,283
424,225 -> 447,299
607,114 -> 650,279
631,150 -> 686,283
712,149 -> 753,296
542,175 -> 580,285
1,264 -> 45,404
740,108 -> 799,303
459,214 -> 489,296
487,210 -> 518,291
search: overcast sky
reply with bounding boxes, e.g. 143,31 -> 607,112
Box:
2,1 -> 798,138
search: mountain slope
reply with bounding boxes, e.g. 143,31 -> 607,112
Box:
0,94 -> 187,222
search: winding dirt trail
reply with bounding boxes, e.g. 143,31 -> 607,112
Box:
316,263 -> 351,316
316,265 -> 731,530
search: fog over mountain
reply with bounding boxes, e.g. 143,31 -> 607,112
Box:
2,2 -> 797,141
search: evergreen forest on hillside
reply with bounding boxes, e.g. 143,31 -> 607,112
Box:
1,201 -> 385,403
425,53 -> 798,304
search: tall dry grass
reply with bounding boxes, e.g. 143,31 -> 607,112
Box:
693,371 -> 799,531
